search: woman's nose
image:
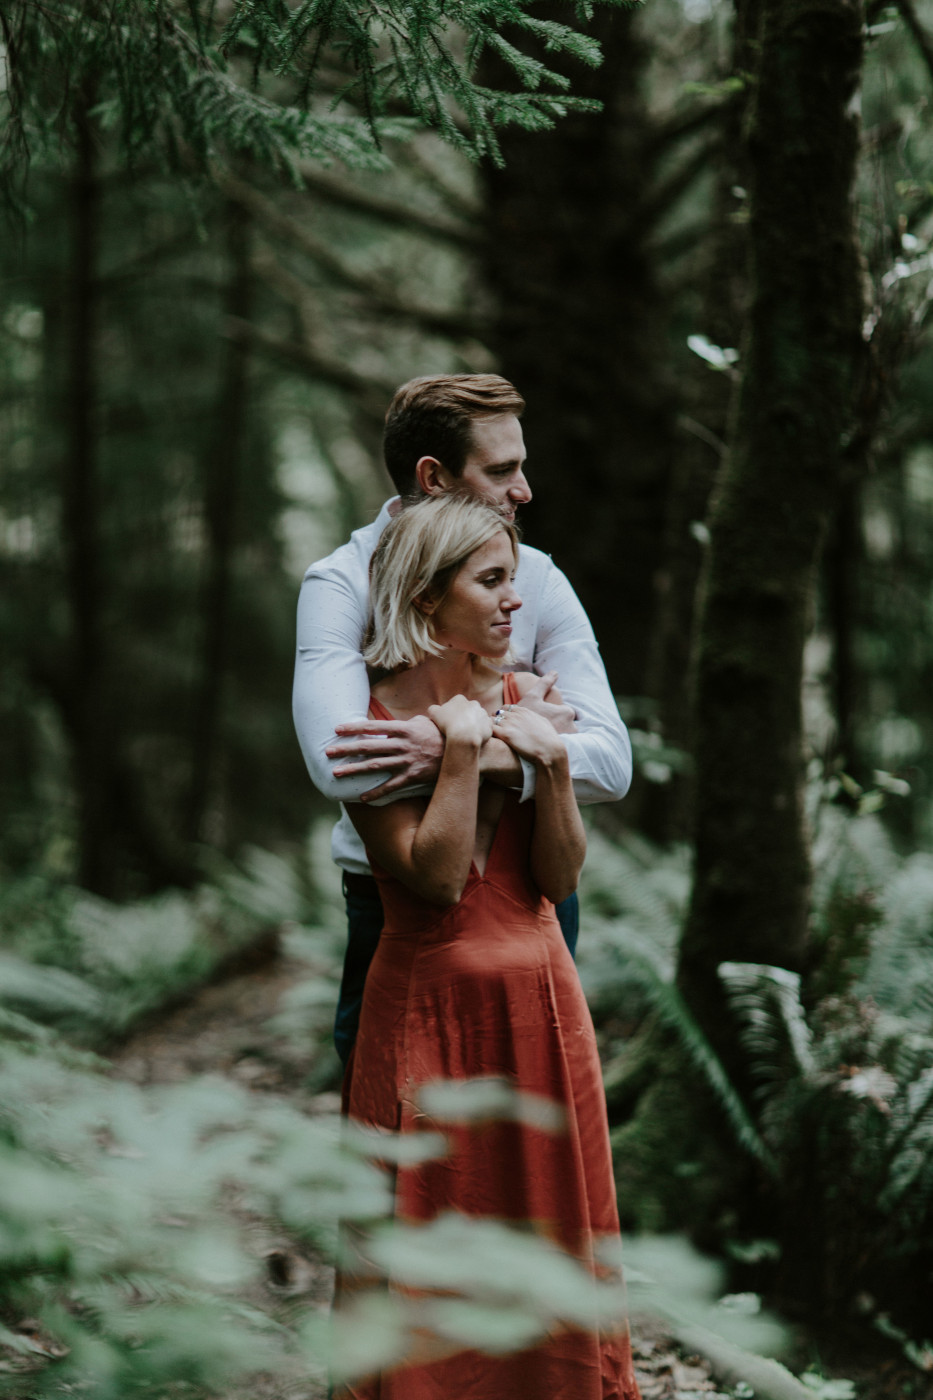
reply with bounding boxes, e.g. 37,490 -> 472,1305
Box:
504,587 -> 522,612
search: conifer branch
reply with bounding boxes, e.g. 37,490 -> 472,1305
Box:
640,136 -> 723,233
295,167 -> 480,248
227,316 -> 394,408
220,173 -> 486,338
2,0 -> 625,198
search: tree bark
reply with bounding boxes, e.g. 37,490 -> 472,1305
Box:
480,8 -> 678,698
187,200 -> 253,844
677,0 -> 865,1043
63,95 -> 110,893
634,0 -> 761,845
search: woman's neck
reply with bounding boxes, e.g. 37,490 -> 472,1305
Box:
374,651 -> 501,715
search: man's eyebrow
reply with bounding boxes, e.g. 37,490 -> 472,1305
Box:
484,457 -> 524,470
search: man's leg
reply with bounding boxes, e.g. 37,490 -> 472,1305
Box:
555,891 -> 579,960
334,873 -> 385,1066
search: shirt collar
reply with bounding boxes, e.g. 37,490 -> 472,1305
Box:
373,497 -> 400,537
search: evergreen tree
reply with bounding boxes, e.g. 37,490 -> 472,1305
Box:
677,0 -> 866,1055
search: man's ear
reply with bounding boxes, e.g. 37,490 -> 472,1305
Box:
415,456 -> 455,497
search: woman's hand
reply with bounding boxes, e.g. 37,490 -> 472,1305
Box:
513,671 -> 577,734
493,705 -> 567,768
427,695 -> 494,748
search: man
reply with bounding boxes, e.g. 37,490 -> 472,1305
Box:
293,374 -> 631,1064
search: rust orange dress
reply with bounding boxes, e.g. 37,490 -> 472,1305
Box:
338,676 -> 640,1400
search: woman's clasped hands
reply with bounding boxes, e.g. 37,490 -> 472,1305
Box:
492,702 -> 568,768
425,690 -> 570,768
426,694 -> 494,747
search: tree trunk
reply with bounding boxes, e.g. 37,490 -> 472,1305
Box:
634,2 -> 761,844
187,201 -> 253,844
677,0 -> 865,1047
480,7 -> 677,698
63,96 -> 110,893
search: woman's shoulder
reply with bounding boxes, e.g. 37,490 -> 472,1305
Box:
506,669 -> 541,699
369,672 -> 419,718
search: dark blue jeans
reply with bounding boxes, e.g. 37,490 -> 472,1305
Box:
333,875 -> 580,1066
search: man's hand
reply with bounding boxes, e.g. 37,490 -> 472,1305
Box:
327,715 -> 445,802
515,671 -> 577,734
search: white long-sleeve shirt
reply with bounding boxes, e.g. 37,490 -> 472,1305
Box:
293,498 -> 632,873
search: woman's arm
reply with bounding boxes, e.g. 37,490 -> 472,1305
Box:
493,707 -> 586,904
345,697 -> 492,906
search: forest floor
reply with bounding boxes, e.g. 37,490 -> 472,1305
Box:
107,949 -> 930,1400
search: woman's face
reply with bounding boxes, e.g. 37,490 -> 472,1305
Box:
427,532 -> 522,658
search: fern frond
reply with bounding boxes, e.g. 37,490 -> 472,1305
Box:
719,963 -> 815,1086
594,939 -> 775,1174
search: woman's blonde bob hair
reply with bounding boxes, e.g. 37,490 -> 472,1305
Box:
364,494 -> 519,672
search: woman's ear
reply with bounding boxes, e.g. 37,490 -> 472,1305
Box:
414,590 -> 437,616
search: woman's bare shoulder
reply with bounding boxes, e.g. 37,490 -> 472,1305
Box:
509,669 -> 537,697
509,669 -> 541,698
507,669 -> 566,705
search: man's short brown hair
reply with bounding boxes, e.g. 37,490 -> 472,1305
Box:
383,374 -> 525,496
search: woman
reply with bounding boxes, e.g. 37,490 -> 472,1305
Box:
337,494 -> 640,1400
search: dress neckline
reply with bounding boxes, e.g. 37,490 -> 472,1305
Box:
367,674 -> 519,883
367,671 -> 515,723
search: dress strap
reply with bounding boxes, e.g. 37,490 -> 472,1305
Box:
368,694 -> 395,721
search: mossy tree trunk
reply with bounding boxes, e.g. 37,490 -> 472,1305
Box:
677,0 -> 865,1048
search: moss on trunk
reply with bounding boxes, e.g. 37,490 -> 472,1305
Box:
678,0 -> 865,1043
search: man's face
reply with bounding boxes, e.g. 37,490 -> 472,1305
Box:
457,415 -> 531,523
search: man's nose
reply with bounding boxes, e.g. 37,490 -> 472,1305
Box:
509,470 -> 532,504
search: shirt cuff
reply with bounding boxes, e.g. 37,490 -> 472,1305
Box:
518,756 -> 537,803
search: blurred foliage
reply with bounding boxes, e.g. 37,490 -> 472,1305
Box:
7,0 -> 933,1381
0,981 -> 803,1398
0,846 -> 312,1042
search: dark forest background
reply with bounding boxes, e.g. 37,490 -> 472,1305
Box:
6,0 -> 933,1393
